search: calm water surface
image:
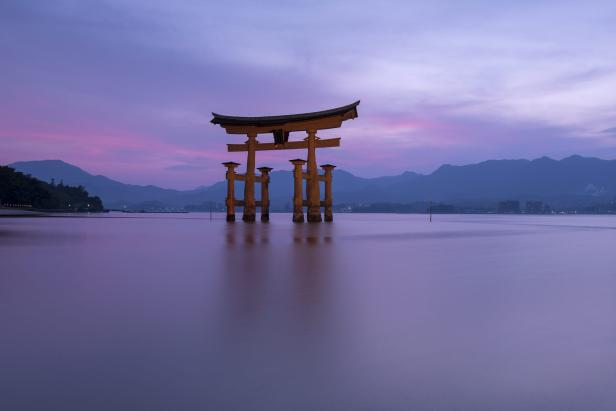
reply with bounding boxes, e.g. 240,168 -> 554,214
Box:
1,213 -> 616,410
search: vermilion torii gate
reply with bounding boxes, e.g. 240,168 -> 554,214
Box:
211,101 -> 359,223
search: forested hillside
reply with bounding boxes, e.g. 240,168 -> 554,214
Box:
0,166 -> 103,211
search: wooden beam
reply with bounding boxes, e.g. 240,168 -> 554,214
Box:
221,116 -> 348,135
227,137 -> 340,152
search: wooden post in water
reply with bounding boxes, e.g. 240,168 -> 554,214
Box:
305,130 -> 322,222
222,161 -> 240,222
429,200 -> 432,222
320,164 -> 335,222
290,159 -> 306,223
243,132 -> 258,222
258,166 -> 272,222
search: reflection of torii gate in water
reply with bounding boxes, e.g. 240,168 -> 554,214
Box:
211,101 -> 359,223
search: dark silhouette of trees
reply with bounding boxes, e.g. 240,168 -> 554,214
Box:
0,166 -> 103,211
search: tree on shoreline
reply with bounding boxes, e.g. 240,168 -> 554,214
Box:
0,166 -> 103,211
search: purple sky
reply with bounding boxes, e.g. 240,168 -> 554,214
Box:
2,0 -> 616,189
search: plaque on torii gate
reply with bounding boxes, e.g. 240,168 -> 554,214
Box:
211,101 -> 359,223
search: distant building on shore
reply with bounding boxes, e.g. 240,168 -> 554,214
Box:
497,200 -> 521,214
525,201 -> 553,214
525,201 -> 543,214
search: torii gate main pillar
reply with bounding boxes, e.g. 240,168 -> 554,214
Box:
242,132 -> 257,222
305,130 -> 322,223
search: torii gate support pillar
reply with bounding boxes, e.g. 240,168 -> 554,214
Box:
223,161 -> 240,222
320,164 -> 335,222
258,166 -> 272,222
290,159 -> 306,223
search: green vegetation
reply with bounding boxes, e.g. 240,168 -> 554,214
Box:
0,166 -> 103,211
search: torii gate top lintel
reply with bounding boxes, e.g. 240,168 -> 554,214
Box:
210,100 -> 359,135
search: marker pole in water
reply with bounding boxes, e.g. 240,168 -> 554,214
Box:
429,200 -> 432,223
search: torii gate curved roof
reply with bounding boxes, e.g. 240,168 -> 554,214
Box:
211,100 -> 359,134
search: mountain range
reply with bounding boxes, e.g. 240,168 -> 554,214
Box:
8,156 -> 616,211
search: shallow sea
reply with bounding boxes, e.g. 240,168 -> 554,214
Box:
1,213 -> 615,410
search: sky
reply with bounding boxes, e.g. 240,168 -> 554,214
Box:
1,0 -> 616,189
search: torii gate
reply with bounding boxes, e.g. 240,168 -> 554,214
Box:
211,101 -> 359,223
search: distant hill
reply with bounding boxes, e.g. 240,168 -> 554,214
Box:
9,160 -> 185,209
9,156 -> 616,211
394,155 -> 616,207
